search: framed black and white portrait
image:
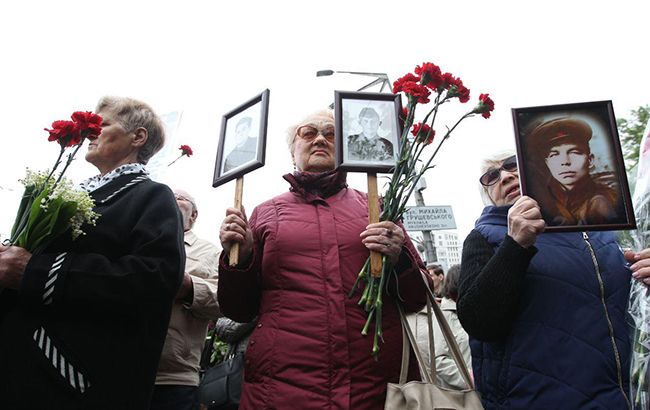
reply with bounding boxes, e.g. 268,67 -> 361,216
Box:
512,100 -> 636,232
334,91 -> 402,173
213,89 -> 270,187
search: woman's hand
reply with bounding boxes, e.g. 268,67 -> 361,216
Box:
360,221 -> 405,266
625,249 -> 650,287
219,207 -> 254,265
507,196 -> 545,248
0,244 -> 32,289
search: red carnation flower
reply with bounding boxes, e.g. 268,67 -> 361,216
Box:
401,82 -> 431,104
72,111 -> 103,140
180,145 -> 193,156
446,76 -> 470,103
474,93 -> 495,119
415,62 -> 443,90
411,122 -> 435,145
169,144 -> 194,166
45,120 -> 80,148
393,73 -> 421,94
439,72 -> 455,91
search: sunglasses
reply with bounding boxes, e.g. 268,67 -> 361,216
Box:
479,155 -> 518,186
296,125 -> 335,142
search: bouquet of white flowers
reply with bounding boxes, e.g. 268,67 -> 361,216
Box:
6,111 -> 102,253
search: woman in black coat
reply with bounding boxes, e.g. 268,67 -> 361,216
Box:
0,96 -> 185,410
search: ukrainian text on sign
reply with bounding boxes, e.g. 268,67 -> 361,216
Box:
402,206 -> 456,231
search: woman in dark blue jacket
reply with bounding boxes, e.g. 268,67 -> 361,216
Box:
458,150 -> 648,409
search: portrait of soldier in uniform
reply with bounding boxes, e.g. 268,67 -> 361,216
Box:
527,117 -> 623,226
223,116 -> 257,173
346,107 -> 394,163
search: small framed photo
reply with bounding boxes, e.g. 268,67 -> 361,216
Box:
512,100 -> 636,232
212,89 -> 270,188
334,91 -> 402,173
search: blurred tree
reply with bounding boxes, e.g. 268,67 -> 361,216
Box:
618,105 -> 650,174
617,105 -> 649,248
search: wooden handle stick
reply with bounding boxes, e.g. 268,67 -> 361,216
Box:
229,176 -> 244,266
367,173 -> 382,278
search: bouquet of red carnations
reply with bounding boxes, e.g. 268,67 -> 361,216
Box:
349,62 -> 495,359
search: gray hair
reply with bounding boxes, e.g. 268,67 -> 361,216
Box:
95,96 -> 165,164
285,109 -> 334,153
478,149 -> 516,206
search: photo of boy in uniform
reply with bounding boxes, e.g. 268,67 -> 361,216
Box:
223,116 -> 257,173
528,117 -> 622,226
346,107 -> 394,163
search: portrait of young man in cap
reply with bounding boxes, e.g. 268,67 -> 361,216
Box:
527,117 -> 622,226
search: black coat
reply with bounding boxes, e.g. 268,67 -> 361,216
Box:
0,173 -> 185,410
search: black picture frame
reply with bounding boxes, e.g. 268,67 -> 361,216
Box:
212,89 -> 270,188
334,91 -> 402,173
512,100 -> 636,232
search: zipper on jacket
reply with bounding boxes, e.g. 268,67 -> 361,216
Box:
582,232 -> 631,409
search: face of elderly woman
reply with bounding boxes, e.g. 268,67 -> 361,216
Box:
292,122 -> 336,172
86,109 -> 141,175
484,156 -> 521,206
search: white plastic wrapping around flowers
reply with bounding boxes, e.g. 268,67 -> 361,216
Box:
629,119 -> 650,409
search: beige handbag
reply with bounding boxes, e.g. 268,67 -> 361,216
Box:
385,288 -> 484,410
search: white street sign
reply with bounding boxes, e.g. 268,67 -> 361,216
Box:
402,206 -> 456,231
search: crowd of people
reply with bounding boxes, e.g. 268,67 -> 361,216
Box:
0,95 -> 649,410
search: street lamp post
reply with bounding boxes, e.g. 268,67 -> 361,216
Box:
316,70 -> 393,107
413,178 -> 437,264
316,70 -> 393,93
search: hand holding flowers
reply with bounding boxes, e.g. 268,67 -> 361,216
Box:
360,222 -> 405,266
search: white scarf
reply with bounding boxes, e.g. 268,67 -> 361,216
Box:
79,163 -> 148,193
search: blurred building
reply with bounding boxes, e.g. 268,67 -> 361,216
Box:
431,230 -> 462,272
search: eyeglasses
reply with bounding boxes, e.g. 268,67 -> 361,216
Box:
479,155 -> 518,186
174,194 -> 196,208
296,125 -> 335,142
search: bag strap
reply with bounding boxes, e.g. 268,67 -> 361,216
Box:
396,286 -> 475,390
425,295 -> 436,380
397,302 -> 434,385
425,286 -> 475,389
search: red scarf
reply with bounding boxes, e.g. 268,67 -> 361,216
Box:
283,170 -> 348,199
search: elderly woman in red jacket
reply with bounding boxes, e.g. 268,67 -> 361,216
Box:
218,110 -> 430,409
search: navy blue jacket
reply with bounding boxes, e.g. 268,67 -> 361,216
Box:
458,205 -> 631,409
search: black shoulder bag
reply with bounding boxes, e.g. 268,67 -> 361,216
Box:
197,334 -> 245,410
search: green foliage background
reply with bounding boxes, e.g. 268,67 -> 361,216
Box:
617,105 -> 649,248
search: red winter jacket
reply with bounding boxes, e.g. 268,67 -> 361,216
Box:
218,176 -> 429,410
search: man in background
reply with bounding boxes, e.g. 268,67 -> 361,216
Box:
150,188 -> 221,410
428,263 -> 445,298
